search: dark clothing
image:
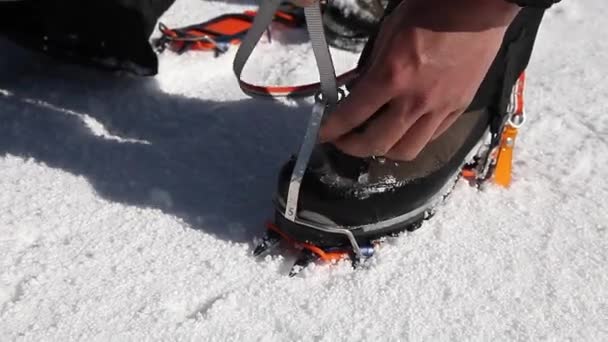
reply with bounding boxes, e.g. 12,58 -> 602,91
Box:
0,0 -> 548,89
472,8 -> 545,132
0,0 -> 175,75
359,2 -> 546,132
507,0 -> 560,8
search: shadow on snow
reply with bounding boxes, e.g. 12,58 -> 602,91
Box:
0,39 -> 310,244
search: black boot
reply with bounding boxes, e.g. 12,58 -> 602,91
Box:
273,7 -> 547,249
323,0 -> 387,52
0,0 -> 175,75
276,108 -> 491,247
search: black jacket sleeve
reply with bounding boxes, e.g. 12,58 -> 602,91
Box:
505,0 -> 561,9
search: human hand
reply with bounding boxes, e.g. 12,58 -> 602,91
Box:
319,0 -> 520,161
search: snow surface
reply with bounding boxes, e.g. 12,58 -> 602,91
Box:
1,0 -> 607,340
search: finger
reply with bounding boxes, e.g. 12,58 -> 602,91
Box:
332,99 -> 420,157
385,112 -> 442,161
319,72 -> 391,142
431,109 -> 464,141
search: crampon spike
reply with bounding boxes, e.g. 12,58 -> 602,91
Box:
253,230 -> 282,256
289,250 -> 318,277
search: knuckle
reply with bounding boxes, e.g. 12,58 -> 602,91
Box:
429,110 -> 449,124
410,95 -> 432,113
394,115 -> 409,131
386,70 -> 406,90
377,62 -> 405,90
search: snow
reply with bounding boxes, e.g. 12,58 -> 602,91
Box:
1,0 -> 607,340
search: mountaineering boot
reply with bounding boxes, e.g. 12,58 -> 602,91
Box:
322,0 -> 387,52
270,6 -> 548,251
0,0 -> 175,75
275,108 -> 491,248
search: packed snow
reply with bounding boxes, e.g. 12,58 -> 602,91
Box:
1,0 -> 606,340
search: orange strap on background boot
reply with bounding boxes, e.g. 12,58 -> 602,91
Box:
494,72 -> 526,187
157,1 -> 359,97
154,3 -> 305,55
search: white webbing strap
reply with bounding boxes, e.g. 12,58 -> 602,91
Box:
233,0 -> 339,222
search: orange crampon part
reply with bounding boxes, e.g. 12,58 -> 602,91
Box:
155,3 -> 305,54
460,71 -> 527,187
494,72 -> 526,188
265,222 -> 350,262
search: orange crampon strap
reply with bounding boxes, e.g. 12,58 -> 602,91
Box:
154,3 -> 305,55
265,222 -> 350,262
238,69 -> 358,97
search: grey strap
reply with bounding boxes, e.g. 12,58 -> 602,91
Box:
233,0 -> 283,84
285,100 -> 326,221
303,3 -> 338,106
285,1 -> 339,221
233,0 -> 339,105
233,0 -> 339,223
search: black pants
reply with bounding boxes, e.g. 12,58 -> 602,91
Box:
360,3 -> 545,130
